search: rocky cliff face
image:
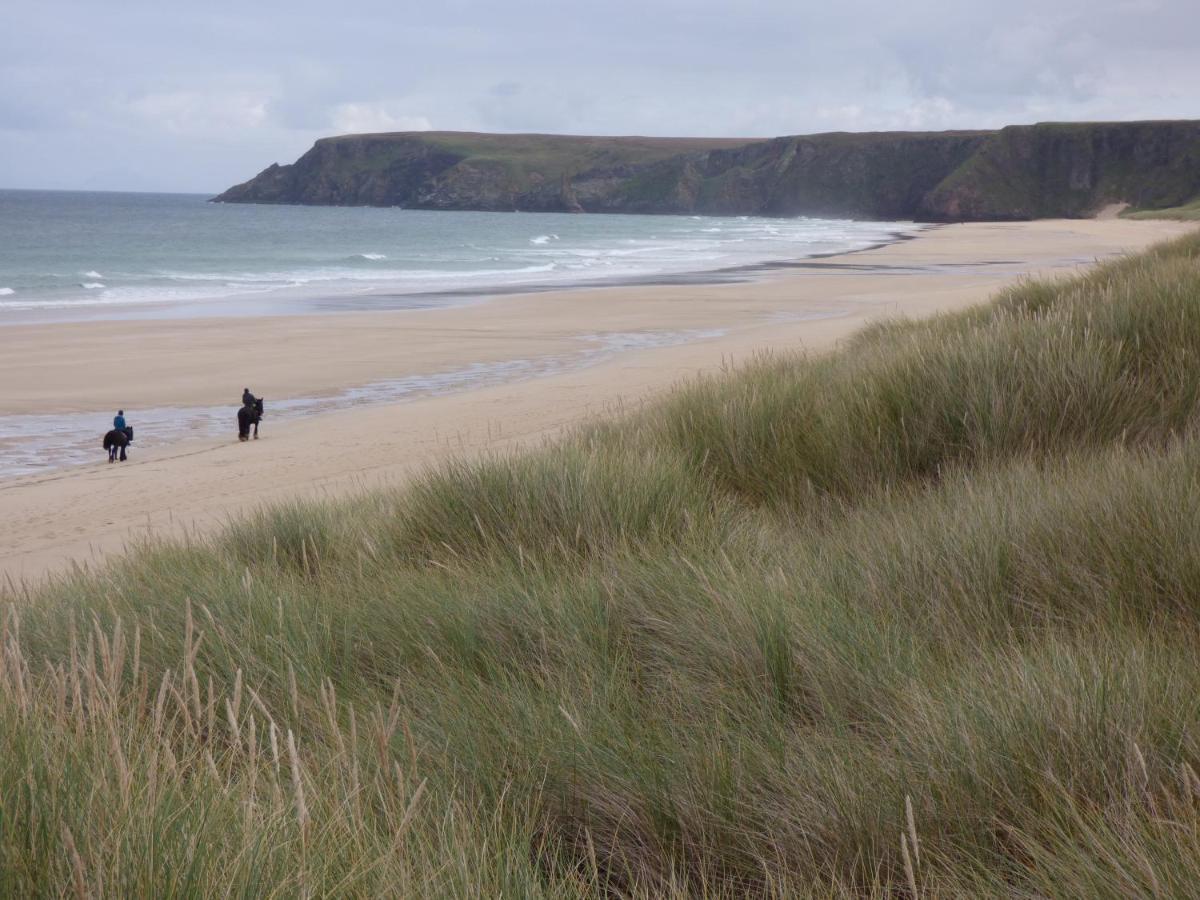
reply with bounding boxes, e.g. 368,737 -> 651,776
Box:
919,121 -> 1200,219
214,122 -> 1200,221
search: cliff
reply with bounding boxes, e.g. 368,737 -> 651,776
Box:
212,132 -> 759,212
214,121 -> 1200,221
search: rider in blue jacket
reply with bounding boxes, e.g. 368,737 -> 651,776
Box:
114,410 -> 126,430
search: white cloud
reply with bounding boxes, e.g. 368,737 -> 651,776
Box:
329,102 -> 432,134
815,105 -> 865,128
3,0 -> 1199,191
124,90 -> 269,136
893,97 -> 958,131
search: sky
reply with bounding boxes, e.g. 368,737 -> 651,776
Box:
1,0 -> 1196,193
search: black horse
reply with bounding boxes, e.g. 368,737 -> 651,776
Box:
238,397 -> 263,441
103,428 -> 129,462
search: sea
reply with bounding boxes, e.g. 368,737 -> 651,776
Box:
0,189 -> 920,477
0,190 -> 919,322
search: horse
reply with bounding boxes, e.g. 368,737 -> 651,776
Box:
103,428 -> 129,462
238,398 -> 263,441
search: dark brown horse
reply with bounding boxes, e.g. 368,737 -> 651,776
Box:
103,428 -> 129,462
238,397 -> 263,441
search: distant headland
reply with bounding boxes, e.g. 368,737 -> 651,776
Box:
213,121 -> 1200,221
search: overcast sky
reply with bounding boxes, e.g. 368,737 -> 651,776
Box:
1,0 -> 1195,193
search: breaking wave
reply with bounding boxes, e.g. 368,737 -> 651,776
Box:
0,192 -> 921,321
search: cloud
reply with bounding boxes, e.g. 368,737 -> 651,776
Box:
329,102 -> 432,135
1,0 -> 1198,191
123,90 -> 270,136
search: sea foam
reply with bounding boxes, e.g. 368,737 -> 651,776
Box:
0,193 -> 920,322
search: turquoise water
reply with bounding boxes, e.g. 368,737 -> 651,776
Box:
0,190 -> 919,322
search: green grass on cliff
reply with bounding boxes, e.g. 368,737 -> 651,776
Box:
346,131 -> 757,182
4,232 -> 1200,896
1126,197 -> 1200,220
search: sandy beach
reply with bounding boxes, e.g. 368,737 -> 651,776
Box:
0,217 -> 1191,585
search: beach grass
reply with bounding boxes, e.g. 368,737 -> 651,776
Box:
3,230 -> 1200,896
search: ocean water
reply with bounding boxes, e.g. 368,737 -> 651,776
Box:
0,190 -> 920,322
0,190 -> 912,478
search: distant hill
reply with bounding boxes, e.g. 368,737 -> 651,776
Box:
214,121 -> 1200,221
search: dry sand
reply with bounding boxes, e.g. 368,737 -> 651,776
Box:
0,218 -> 1192,585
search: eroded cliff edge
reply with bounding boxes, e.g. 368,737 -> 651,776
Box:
214,121 -> 1200,221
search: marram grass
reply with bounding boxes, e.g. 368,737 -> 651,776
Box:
3,230 -> 1200,897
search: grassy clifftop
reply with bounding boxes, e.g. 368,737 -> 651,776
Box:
1126,197 -> 1200,221
215,121 -> 1200,221
5,232 -> 1200,894
214,131 -> 761,211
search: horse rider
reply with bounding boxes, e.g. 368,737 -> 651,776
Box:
106,409 -> 133,461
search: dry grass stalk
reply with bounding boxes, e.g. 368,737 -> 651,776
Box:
905,794 -> 920,867
287,728 -> 310,835
61,824 -> 88,900
900,832 -> 919,898
393,778 -> 428,849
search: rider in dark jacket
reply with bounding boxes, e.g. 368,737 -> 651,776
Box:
239,390 -> 261,441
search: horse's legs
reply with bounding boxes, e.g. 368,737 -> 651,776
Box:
120,443 -> 127,462
253,420 -> 259,439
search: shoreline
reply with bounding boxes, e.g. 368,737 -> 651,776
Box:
0,194 -> 916,328
0,217 -> 1193,584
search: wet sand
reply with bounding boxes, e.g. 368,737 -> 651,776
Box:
0,218 -> 1192,585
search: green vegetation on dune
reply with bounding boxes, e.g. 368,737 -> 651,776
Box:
5,232 -> 1200,895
